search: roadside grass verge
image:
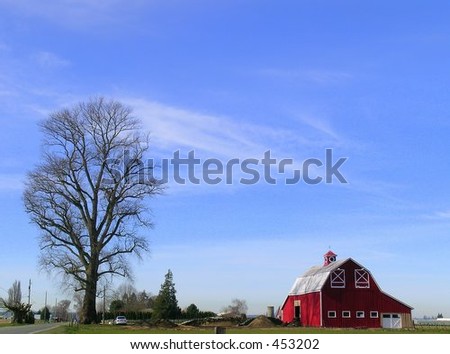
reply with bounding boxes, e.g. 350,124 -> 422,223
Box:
0,320 -> 28,328
41,324 -> 450,334
0,323 -> 25,328
43,324 -> 213,334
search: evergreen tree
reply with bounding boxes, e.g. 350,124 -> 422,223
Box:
185,304 -> 200,319
152,269 -> 180,319
25,311 -> 35,324
40,306 -> 51,322
110,300 -> 125,313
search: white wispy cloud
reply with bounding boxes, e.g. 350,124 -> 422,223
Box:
258,68 -> 353,85
303,69 -> 353,85
0,41 -> 10,52
0,174 -> 24,191
125,97 -> 319,160
0,42 -> 77,119
115,97 -> 355,194
432,210 -> 450,219
295,115 -> 341,141
35,51 -> 70,68
0,0 -> 150,31
0,89 -> 15,96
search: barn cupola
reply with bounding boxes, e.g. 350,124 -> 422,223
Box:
323,250 -> 337,266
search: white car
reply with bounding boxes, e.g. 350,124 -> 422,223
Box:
114,316 -> 127,325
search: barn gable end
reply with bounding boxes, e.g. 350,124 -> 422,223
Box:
280,251 -> 413,328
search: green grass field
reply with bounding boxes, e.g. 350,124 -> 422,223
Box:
0,320 -> 25,328
41,323 -> 450,334
0,323 -> 19,328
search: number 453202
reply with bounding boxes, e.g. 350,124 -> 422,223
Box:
271,338 -> 319,350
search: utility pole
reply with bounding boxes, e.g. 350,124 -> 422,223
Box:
27,279 -> 31,306
44,291 -> 48,322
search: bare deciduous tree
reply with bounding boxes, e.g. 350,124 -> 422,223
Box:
0,281 -> 31,323
222,298 -> 248,317
109,282 -> 156,313
24,97 -> 163,324
53,299 -> 71,321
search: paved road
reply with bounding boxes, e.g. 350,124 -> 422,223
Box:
0,322 -> 64,334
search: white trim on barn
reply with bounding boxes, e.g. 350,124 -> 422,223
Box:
355,269 -> 370,288
330,269 -> 345,288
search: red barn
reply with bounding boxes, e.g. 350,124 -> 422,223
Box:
280,251 -> 413,328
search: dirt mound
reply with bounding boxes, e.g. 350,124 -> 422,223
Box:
199,316 -> 242,327
181,319 -> 202,326
247,315 -> 277,328
203,320 -> 238,327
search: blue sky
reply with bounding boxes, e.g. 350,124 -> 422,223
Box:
1,0 -> 450,317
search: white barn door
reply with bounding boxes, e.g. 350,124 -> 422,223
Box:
382,314 -> 401,328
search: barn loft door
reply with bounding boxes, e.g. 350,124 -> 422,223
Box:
330,269 -> 345,288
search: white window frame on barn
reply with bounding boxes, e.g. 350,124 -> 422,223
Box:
370,311 -> 379,318
355,268 -> 370,288
356,311 -> 365,318
342,311 -> 351,318
330,268 -> 345,288
327,311 -> 337,318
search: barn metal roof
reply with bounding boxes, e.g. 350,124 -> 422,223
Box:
288,258 -> 349,295
284,256 -> 414,310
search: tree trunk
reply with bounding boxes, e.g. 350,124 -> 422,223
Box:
80,272 -> 98,324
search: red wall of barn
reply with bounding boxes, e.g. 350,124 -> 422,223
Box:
282,259 -> 412,328
282,292 -> 321,326
321,259 -> 411,328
